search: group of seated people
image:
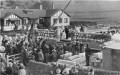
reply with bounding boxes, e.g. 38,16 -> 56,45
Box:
49,62 -> 94,75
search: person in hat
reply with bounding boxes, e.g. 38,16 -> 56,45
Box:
32,48 -> 38,61
12,59 -> 19,75
62,64 -> 70,75
56,68 -> 62,75
51,48 -> 57,62
61,30 -> 66,40
37,49 -> 44,62
69,66 -> 78,75
88,68 -> 94,75
44,49 -> 50,63
0,58 -> 5,75
5,62 -> 13,75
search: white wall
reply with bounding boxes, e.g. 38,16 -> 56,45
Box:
51,10 -> 70,27
3,14 -> 22,31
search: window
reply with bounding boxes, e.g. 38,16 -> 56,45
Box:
53,18 -> 57,24
6,20 -> 9,26
39,19 -> 43,24
59,18 -> 62,23
15,20 -> 20,25
23,18 -> 28,24
64,18 -> 68,23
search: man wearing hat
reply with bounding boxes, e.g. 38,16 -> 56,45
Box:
37,49 -> 44,62
32,48 -> 38,61
56,68 -> 62,75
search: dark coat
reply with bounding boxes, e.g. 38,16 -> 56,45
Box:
12,63 -> 19,74
5,66 -> 13,74
38,51 -> 44,62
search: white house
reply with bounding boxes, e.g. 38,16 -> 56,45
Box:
0,9 -> 70,31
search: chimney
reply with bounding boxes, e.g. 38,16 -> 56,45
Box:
40,4 -> 43,10
52,2 -> 54,9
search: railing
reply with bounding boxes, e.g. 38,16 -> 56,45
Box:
37,29 -> 56,39
6,53 -> 21,67
27,60 -> 120,75
72,32 -> 111,43
36,29 -> 111,43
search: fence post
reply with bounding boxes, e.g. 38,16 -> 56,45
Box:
6,55 -> 9,67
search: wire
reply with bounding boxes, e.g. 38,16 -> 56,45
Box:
51,0 -> 72,28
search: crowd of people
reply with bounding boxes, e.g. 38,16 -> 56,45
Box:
48,60 -> 94,75
0,34 -> 29,75
0,60 -> 26,75
0,25 -> 98,75
0,32 -> 89,75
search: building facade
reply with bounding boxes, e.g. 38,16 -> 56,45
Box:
0,9 -> 70,31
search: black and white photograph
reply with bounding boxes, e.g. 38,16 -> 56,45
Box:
0,0 -> 120,75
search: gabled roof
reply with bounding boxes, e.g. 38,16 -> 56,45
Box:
46,9 -> 71,17
22,9 -> 46,18
0,9 -> 70,19
0,9 -> 27,18
0,9 -> 46,19
46,9 -> 59,17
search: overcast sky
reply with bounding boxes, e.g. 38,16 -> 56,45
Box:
1,0 -> 120,23
53,0 -> 120,12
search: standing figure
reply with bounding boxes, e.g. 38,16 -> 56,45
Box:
51,48 -> 57,62
88,69 -> 94,75
21,47 -> 28,66
12,60 -> 19,75
61,30 -> 66,40
80,42 -> 84,53
80,26 -> 84,32
44,50 -> 50,63
5,62 -> 13,75
75,26 -> 80,33
37,49 -> 44,62
65,26 -> 69,39
85,44 -> 90,66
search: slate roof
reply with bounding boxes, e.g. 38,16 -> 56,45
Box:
0,9 -> 70,19
46,9 -> 59,17
0,9 -> 47,19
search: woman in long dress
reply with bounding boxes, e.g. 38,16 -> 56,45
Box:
61,30 -> 66,40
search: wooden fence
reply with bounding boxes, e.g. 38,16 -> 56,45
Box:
6,53 -> 21,67
37,29 -> 56,39
72,32 -> 111,42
